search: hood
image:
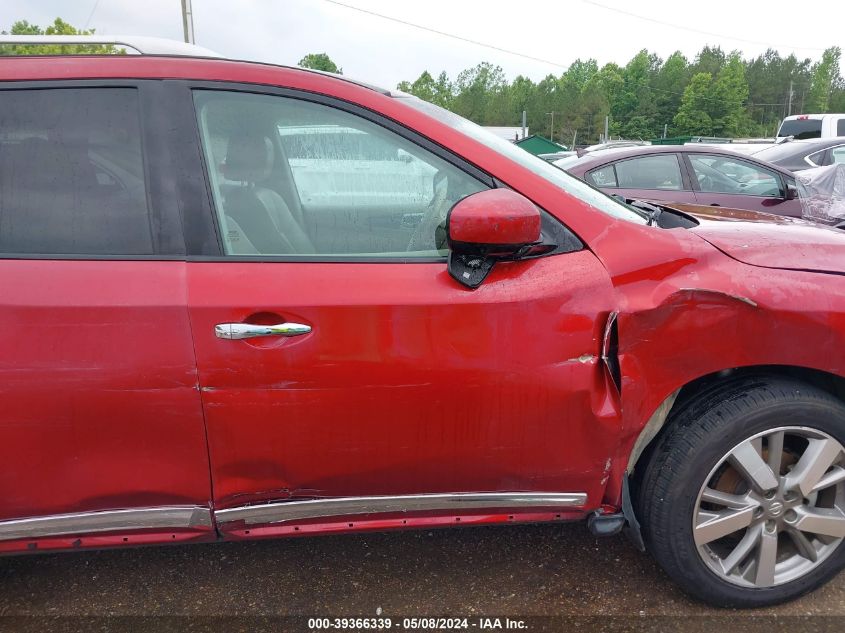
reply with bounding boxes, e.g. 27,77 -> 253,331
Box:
681,205 -> 845,275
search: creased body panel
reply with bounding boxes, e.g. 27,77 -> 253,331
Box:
588,222 -> 845,505
188,251 -> 619,517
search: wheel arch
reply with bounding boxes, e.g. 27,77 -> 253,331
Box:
627,364 -> 845,478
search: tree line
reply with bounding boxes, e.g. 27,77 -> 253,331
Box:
390,46 -> 843,145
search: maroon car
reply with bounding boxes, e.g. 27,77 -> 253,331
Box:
556,145 -> 802,217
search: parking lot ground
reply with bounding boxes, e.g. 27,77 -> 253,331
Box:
1,522 -> 844,630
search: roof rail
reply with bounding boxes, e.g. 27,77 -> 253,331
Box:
0,35 -> 219,57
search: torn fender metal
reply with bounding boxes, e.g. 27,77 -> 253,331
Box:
601,267 -> 845,508
601,311 -> 621,394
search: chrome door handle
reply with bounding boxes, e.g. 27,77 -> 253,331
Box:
214,322 -> 312,340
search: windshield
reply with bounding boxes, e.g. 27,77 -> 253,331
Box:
778,119 -> 822,140
399,97 -> 647,224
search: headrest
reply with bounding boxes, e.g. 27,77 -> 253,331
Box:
223,131 -> 274,182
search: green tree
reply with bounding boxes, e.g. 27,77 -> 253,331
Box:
506,74 -> 536,124
298,52 -> 342,74
556,59 -> 598,140
806,47 -> 841,112
0,18 -> 121,55
672,54 -> 752,137
573,65 -> 621,143
673,72 -> 714,135
830,78 -> 845,113
691,45 -> 726,77
612,49 -> 659,138
709,53 -> 752,136
653,51 -> 690,135
397,70 -> 453,108
451,62 -> 507,124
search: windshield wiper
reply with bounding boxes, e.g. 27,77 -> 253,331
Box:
629,200 -> 664,226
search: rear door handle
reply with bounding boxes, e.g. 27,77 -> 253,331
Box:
214,322 -> 312,340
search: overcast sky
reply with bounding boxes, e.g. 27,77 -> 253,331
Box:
4,0 -> 841,87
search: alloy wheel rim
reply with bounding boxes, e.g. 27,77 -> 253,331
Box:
693,426 -> 845,587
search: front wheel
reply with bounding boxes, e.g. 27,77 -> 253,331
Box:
637,378 -> 845,607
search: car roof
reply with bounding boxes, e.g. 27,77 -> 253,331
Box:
565,143 -> 791,174
0,53 -> 396,97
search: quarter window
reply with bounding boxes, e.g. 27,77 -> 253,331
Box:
807,150 -> 826,167
588,164 -> 618,188
689,154 -> 781,197
613,155 -> 683,190
193,90 -> 489,258
0,88 -> 153,255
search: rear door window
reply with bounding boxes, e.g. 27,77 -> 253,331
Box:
0,88 -> 154,255
838,119 -> 845,136
613,154 -> 684,190
832,146 -> 845,165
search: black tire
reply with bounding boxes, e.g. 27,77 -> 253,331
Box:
636,376 -> 845,607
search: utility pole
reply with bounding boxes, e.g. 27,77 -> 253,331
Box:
521,110 -> 527,140
787,80 -> 793,117
546,112 -> 555,142
604,115 -> 609,143
181,0 -> 195,44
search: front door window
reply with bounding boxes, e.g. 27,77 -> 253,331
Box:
689,154 -> 781,197
193,91 -> 488,258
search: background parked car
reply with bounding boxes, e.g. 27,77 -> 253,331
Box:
751,138 -> 845,173
556,145 -> 801,217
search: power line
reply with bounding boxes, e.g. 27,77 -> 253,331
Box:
319,0 -> 785,108
320,0 -> 570,70
83,0 -> 102,30
579,0 -> 826,52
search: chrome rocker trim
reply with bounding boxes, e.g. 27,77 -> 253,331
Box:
0,505 -> 213,542
215,492 -> 588,526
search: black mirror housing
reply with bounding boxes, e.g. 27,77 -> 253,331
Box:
784,183 -> 798,200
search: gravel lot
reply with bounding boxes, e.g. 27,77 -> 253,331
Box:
1,522 -> 844,631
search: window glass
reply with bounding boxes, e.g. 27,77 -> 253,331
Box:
193,91 -> 488,257
689,154 -> 781,197
0,88 -> 152,255
614,155 -> 683,190
778,119 -> 822,139
832,146 -> 845,165
807,150 -> 826,167
837,120 -> 845,136
588,164 -> 617,187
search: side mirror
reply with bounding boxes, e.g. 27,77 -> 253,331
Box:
784,183 -> 798,200
446,189 -> 542,289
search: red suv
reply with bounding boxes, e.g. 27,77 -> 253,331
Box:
3,38 -> 845,608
